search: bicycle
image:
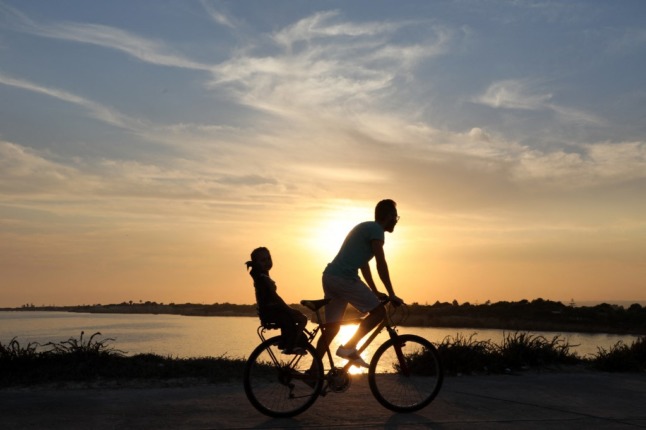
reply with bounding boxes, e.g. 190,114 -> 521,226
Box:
243,298 -> 444,417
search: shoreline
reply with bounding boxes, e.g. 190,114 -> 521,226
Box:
2,306 -> 646,336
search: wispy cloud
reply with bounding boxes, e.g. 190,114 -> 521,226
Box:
0,2 -> 210,71
0,72 -> 143,130
200,0 -> 236,29
0,138 -> 286,212
211,11 -> 449,122
510,140 -> 646,187
474,79 -> 604,124
272,10 -> 402,48
474,79 -> 551,110
0,140 -> 92,197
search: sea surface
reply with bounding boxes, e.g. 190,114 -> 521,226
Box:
0,311 -> 640,360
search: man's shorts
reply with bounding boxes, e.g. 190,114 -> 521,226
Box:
322,273 -> 381,323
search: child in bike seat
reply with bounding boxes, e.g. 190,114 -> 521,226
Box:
246,247 -> 308,355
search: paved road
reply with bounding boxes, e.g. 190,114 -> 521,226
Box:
2,372 -> 646,429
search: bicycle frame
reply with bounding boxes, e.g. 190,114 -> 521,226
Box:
252,300 -> 410,385
303,300 -> 404,374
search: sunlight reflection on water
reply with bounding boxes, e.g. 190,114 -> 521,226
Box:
0,311 -> 639,361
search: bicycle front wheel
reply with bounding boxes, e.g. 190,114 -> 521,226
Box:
369,334 -> 443,413
243,336 -> 324,418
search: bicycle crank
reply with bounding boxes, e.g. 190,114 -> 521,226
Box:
327,368 -> 351,393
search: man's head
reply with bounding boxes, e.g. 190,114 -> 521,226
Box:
375,199 -> 399,233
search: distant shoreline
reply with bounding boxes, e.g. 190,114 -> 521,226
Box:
3,299 -> 646,336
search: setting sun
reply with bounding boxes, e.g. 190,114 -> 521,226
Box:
305,204 -> 368,260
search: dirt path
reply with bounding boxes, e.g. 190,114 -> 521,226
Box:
2,372 -> 646,429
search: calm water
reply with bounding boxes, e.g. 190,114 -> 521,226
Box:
0,311 -> 640,359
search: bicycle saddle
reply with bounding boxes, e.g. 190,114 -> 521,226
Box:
300,299 -> 331,311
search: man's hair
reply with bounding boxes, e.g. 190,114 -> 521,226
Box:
375,199 -> 397,222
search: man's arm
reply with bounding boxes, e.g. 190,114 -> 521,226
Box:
371,240 -> 394,296
360,263 -> 379,293
371,240 -> 403,304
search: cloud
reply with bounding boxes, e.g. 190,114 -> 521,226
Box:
0,73 -> 143,130
210,11 -> 449,123
0,2 -> 210,71
272,10 -> 402,48
200,0 -> 236,29
475,79 -> 552,110
0,141 -> 91,196
48,22 -> 210,70
474,79 -> 603,124
512,140 -> 646,187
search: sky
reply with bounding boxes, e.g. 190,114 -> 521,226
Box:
1,0 -> 645,308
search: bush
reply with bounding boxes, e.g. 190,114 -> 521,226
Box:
0,337 -> 40,360
435,331 -> 581,375
0,332 -> 246,387
498,332 -> 580,369
590,336 -> 646,372
436,333 -> 499,375
3,331 -> 645,387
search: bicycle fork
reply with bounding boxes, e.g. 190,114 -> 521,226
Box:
386,326 -> 411,377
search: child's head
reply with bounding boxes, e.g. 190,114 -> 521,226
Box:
246,246 -> 273,273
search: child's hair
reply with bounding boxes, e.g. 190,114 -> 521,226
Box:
245,246 -> 270,270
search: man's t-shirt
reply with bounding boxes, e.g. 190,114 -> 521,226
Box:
323,221 -> 385,279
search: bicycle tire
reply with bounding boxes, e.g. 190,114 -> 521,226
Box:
243,336 -> 324,417
368,334 -> 444,413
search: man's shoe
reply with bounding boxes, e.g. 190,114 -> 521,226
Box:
336,345 -> 369,368
282,346 -> 307,356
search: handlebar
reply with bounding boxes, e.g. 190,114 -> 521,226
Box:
379,295 -> 404,307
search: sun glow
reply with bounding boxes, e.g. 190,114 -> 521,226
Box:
336,323 -> 360,346
306,205 -> 368,261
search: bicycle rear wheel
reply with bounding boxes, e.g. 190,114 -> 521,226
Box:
243,336 -> 324,417
369,334 -> 443,413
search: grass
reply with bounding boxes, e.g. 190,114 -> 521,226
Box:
1,331 -> 645,387
0,332 -> 246,387
434,331 -> 644,375
589,336 -> 646,372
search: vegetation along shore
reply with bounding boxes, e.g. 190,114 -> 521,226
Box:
5,298 -> 646,335
2,298 -> 646,387
1,330 -> 645,388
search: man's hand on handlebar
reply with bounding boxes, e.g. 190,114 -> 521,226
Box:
375,291 -> 389,301
376,291 -> 404,306
389,294 -> 404,307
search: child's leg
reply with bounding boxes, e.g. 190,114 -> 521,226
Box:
273,311 -> 296,351
276,309 -> 307,352
289,309 -> 308,348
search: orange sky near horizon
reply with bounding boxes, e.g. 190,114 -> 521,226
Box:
2,196 -> 644,308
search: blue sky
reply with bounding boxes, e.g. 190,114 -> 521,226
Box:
1,0 -> 645,307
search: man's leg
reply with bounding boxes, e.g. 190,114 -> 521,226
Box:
340,303 -> 385,350
316,283 -> 346,359
314,322 -> 339,359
